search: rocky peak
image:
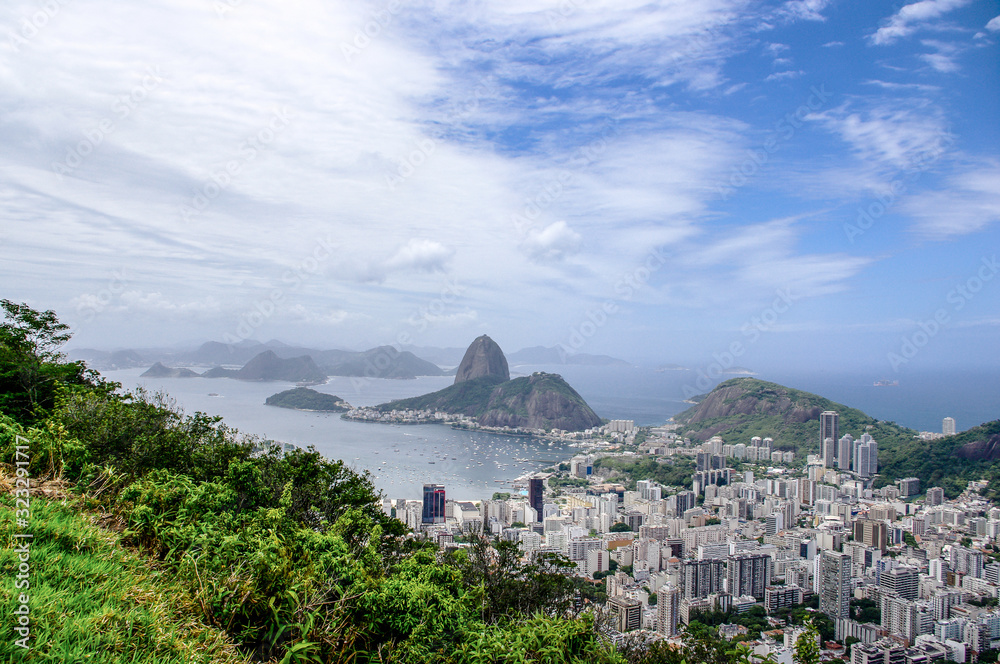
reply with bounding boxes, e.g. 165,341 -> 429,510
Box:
454,335 -> 510,384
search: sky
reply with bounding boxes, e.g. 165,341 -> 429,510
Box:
1,0 -> 999,374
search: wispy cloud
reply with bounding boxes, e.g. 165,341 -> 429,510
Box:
871,0 -> 973,45
905,161 -> 1000,238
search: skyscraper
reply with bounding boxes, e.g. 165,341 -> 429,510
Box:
683,559 -> 725,599
657,586 -> 680,637
837,434 -> 854,470
820,411 -> 839,454
727,553 -> 773,600
822,437 -> 836,468
943,417 -> 956,436
528,477 -> 544,521
422,483 -> 446,524
854,434 -> 878,478
819,550 -> 851,619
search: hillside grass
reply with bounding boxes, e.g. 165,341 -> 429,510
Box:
0,494 -> 250,664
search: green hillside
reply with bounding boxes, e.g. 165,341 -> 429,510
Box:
676,377 -> 1000,497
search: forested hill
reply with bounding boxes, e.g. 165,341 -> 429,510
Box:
676,377 -> 1000,497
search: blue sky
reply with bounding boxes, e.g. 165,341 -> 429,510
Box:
1,0 -> 998,373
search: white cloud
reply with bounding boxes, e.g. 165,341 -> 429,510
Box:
905,162 -> 1000,238
807,101 -> 952,172
765,70 -> 805,82
871,0 -> 972,45
384,239 -> 454,274
987,15 -> 1000,31
520,221 -> 583,262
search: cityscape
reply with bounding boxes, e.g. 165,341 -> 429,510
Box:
394,412 -> 999,663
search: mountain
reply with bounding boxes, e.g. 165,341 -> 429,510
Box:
674,377 -> 908,456
265,387 -> 351,412
454,335 -> 510,384
407,345 -> 467,368
375,337 -> 601,431
140,362 -> 199,378
507,346 -> 631,367
69,348 -> 147,370
181,340 -> 265,366
210,350 -> 327,384
675,377 -> 1000,498
323,346 -> 447,379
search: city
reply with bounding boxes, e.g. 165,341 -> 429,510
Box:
392,412 -> 998,664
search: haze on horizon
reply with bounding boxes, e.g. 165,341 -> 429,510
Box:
2,0 -> 999,375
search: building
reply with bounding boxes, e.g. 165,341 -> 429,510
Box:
823,437 -> 837,468
925,487 -> 944,507
421,483 -> 446,524
820,550 -> 852,619
683,559 -> 725,599
880,565 -> 919,601
528,477 -> 544,520
820,411 -> 839,453
855,519 -> 889,552
943,417 -> 956,436
855,434 -> 878,478
727,553 -> 773,600
852,639 -> 906,664
608,596 -> 642,633
897,478 -> 921,498
880,593 -> 919,645
838,434 -> 855,470
765,585 -> 804,613
657,586 -> 680,637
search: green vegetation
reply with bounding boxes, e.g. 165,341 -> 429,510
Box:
610,522 -> 633,533
379,374 -> 507,414
850,598 -> 880,623
264,387 -> 351,411
594,456 -> 696,490
549,476 -> 590,489
1,300 -> 624,663
0,497 -> 250,664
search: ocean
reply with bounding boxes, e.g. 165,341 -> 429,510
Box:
107,364 -> 1000,500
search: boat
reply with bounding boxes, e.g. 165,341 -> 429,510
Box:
873,379 -> 899,387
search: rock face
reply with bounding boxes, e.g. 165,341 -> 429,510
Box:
454,335 -> 509,384
955,433 -> 1000,462
477,372 -> 602,431
679,381 -> 821,426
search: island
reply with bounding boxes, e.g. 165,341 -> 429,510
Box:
264,387 -> 352,412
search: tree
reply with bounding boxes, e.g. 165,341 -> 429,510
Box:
793,620 -> 821,664
0,299 -> 91,421
610,522 -> 632,533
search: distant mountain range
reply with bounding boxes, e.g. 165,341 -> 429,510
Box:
69,339 -> 632,376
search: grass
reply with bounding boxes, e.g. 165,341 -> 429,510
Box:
0,493 -> 251,664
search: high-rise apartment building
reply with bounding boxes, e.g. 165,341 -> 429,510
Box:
926,487 -> 944,506
854,434 -> 878,478
854,519 -> 888,552
837,434 -> 854,470
819,550 -> 851,619
421,483 -> 446,524
822,437 -> 837,468
879,565 -> 919,600
683,559 -> 725,599
657,586 -> 680,637
608,596 -> 642,633
943,417 -> 956,436
528,477 -> 544,521
820,411 -> 839,453
727,553 -> 773,600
